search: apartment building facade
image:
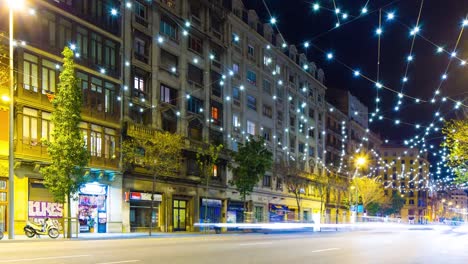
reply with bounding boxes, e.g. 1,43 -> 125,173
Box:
379,146 -> 430,222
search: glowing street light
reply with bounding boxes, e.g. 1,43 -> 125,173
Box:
355,156 -> 368,168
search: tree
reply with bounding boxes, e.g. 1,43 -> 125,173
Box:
275,160 -> 311,221
229,137 -> 272,212
352,177 -> 388,208
40,47 -> 89,238
442,118 -> 468,183
121,130 -> 183,235
384,192 -> 405,216
196,143 -> 223,223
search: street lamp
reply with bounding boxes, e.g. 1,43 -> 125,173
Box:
355,156 -> 368,168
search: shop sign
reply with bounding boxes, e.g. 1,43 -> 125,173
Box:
80,183 -> 107,195
202,198 -> 222,207
126,192 -> 162,202
28,201 -> 64,218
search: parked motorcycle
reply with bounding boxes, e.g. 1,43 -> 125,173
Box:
23,218 -> 60,239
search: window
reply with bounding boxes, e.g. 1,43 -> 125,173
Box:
211,106 -> 219,121
211,71 -> 222,97
248,45 -> 255,57
23,108 -> 38,145
262,104 -> 272,118
211,101 -> 222,126
409,200 -> 415,205
90,33 -> 103,65
90,125 -> 103,157
188,35 -> 203,54
90,77 -> 104,112
232,87 -> 240,101
247,70 -> 257,85
263,127 -> 272,142
232,63 -> 240,76
160,84 -> 178,106
104,82 -> 117,114
188,64 -> 203,86
263,79 -> 271,94
247,95 -> 257,111
76,27 -> 88,58
160,49 -> 178,72
264,56 -> 272,66
309,147 -> 315,157
309,108 -> 315,119
41,11 -> 56,49
263,175 -> 271,187
41,112 -> 54,143
233,114 -> 241,128
23,53 -> 39,92
232,33 -> 239,44
104,128 -> 116,159
187,97 -> 203,113
103,40 -> 117,70
41,59 -> 56,94
160,18 -> 178,41
134,37 -> 146,56
58,19 -> 72,52
134,75 -> 145,93
290,116 -> 296,128
247,120 -> 256,135
134,1 -> 148,24
276,178 -> 283,190
188,119 -> 203,141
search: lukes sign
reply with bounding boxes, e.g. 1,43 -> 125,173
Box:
28,201 -> 64,218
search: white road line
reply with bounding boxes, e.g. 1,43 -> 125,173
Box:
0,255 -> 90,263
239,242 -> 273,246
96,260 -> 141,264
311,248 -> 340,253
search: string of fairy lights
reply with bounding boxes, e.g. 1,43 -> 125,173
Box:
262,1 -> 467,191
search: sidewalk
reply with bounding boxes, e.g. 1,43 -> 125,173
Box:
0,231 -> 229,242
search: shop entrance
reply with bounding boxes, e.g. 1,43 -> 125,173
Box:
0,178 -> 7,234
173,199 -> 187,231
78,183 -> 108,233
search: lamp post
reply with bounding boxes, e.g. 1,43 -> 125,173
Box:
6,0 -> 25,240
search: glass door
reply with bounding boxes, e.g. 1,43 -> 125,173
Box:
173,199 -> 186,231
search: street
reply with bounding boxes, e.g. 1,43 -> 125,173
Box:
1,227 -> 468,264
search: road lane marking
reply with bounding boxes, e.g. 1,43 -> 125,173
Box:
0,255 -> 90,263
311,248 -> 340,253
239,242 -> 273,246
96,260 -> 141,264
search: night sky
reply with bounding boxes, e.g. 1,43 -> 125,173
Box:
244,0 -> 468,143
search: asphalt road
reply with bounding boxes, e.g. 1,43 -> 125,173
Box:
1,227 -> 467,264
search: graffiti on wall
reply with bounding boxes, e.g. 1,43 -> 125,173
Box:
28,201 -> 64,231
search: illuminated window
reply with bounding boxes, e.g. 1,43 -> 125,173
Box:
213,165 -> 218,177
211,106 -> 219,120
247,120 -> 256,135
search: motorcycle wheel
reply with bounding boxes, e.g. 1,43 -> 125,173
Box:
48,228 -> 59,239
25,229 -> 35,238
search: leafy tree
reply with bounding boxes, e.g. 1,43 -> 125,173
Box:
229,137 -> 272,211
366,202 -> 382,216
196,143 -> 223,223
384,192 -> 405,216
122,130 -> 183,235
41,47 -> 89,238
442,118 -> 468,183
275,160 -> 311,221
352,177 -> 388,208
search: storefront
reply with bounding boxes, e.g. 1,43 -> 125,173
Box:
78,183 -> 108,233
126,191 -> 162,232
227,201 -> 245,224
199,198 -> 222,224
28,179 -> 64,230
0,178 -> 7,233
269,204 -> 288,222
173,199 -> 187,231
